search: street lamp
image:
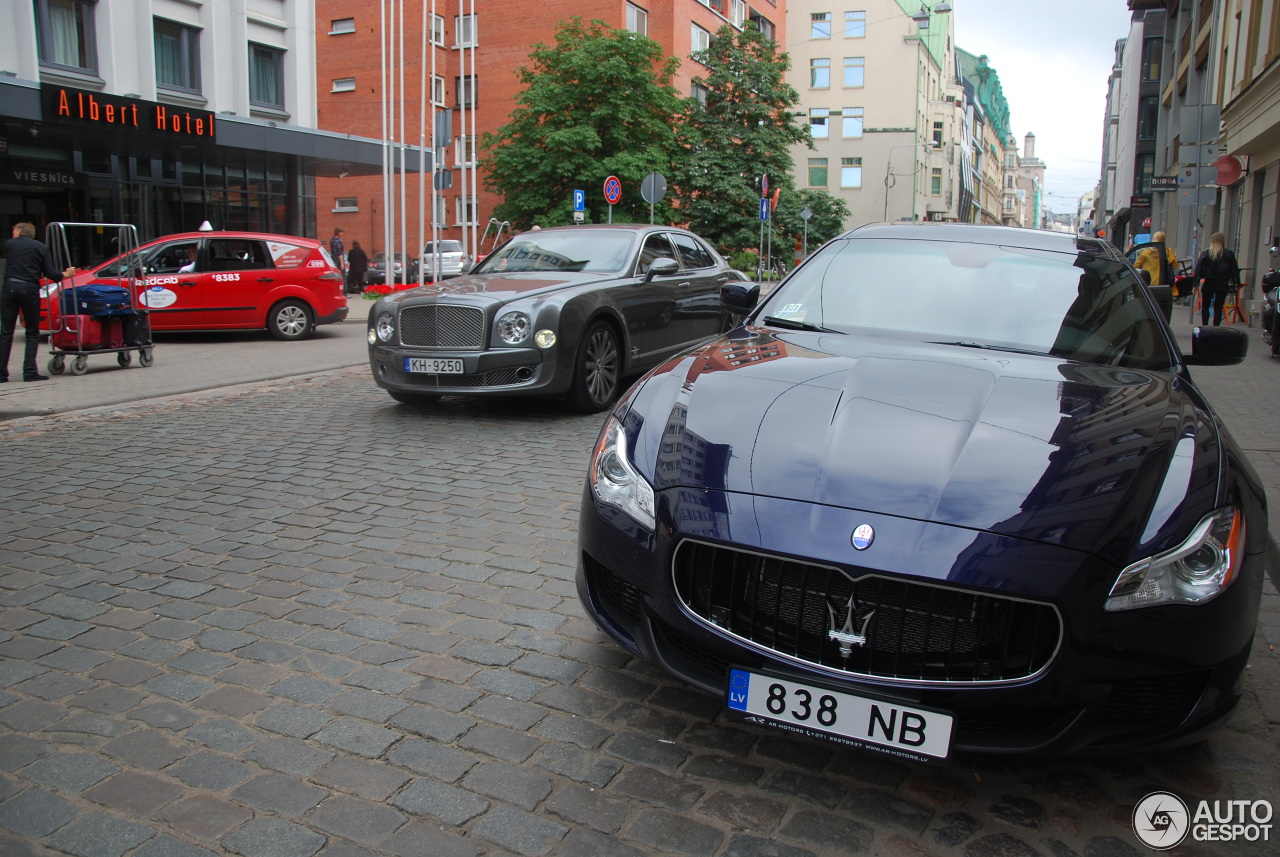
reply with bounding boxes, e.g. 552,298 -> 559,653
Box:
910,1 -> 952,30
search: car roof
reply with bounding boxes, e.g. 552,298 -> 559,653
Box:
143,231 -> 322,247
840,222 -> 1122,260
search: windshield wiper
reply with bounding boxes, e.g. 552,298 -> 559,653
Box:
762,316 -> 838,333
931,340 -> 1051,357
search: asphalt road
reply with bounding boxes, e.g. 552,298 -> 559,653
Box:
0,307 -> 1277,857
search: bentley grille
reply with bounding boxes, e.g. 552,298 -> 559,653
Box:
405,367 -> 528,388
673,541 -> 1061,684
400,304 -> 485,348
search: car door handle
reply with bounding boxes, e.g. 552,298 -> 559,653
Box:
258,277 -> 274,284
678,281 -> 691,288
179,281 -> 197,287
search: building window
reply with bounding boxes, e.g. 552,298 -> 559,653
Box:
841,157 -> 862,188
1141,36 -> 1162,81
36,0 -> 98,73
455,75 -> 476,108
249,43 -> 285,110
154,18 -> 200,93
455,14 -> 477,47
1137,96 -> 1158,139
1135,153 -> 1154,194
691,82 -> 708,108
331,77 -> 355,93
432,74 -> 446,106
330,18 -> 355,35
932,121 -> 943,146
627,3 -> 648,36
845,11 -> 866,38
808,157 -> 828,187
1005,175 -> 1014,189
843,57 -> 864,87
810,58 -> 830,88
811,12 -> 831,39
455,135 -> 476,166
431,14 -> 445,46
842,107 -> 863,137
931,167 -> 942,195
809,108 -> 829,139
692,24 -> 711,53
333,197 -> 358,212
749,10 -> 775,41
456,195 -> 478,226
730,0 -> 746,28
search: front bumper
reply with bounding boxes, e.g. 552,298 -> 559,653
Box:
576,486 -> 1265,756
368,343 -> 571,397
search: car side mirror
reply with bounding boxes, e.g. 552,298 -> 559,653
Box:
721,281 -> 759,313
1185,325 -> 1248,366
643,258 -> 680,282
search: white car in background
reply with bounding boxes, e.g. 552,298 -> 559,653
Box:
421,240 -> 470,280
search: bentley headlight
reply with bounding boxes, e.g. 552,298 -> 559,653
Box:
589,416 -> 655,530
497,311 -> 531,345
1105,508 -> 1245,611
374,311 -> 396,343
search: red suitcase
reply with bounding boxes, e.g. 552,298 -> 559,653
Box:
102,317 -> 126,349
52,314 -> 103,350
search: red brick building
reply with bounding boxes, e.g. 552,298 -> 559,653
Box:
314,1 -> 786,264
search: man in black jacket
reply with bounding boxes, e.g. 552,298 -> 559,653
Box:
2,222 -> 75,381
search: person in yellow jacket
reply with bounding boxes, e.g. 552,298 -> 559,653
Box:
1135,231 -> 1177,289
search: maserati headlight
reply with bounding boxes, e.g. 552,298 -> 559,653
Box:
374,311 -> 396,343
1105,507 -> 1245,611
497,311 -> 531,345
589,416 -> 655,530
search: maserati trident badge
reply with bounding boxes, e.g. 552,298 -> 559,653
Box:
851,524 -> 875,550
827,597 -> 875,658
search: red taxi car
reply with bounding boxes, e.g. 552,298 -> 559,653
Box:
43,231 -> 348,340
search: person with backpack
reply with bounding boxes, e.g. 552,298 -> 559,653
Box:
1194,232 -> 1242,326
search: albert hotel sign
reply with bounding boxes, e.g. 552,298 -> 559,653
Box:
41,85 -> 216,141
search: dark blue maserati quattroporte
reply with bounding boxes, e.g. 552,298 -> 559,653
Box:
577,223 -> 1266,762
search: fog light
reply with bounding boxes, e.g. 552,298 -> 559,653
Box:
535,329 -> 556,348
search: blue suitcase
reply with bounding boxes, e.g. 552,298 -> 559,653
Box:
60,283 -> 133,317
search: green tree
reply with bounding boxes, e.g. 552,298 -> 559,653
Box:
675,24 -> 822,254
481,19 -> 685,229
772,189 -> 850,262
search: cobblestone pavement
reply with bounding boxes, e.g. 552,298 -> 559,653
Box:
1,340 -> 1279,857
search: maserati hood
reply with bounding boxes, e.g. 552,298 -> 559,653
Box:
626,329 -> 1223,559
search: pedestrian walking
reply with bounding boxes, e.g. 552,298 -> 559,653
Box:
329,227 -> 346,281
1195,232 -> 1242,326
1135,230 -> 1177,286
346,240 -> 368,295
1,222 -> 75,382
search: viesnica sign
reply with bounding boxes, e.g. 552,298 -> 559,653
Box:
42,85 -> 216,141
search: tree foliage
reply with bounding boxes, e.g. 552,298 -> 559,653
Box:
481,19 -> 685,229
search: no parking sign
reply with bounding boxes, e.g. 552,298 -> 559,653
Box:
604,175 -> 621,222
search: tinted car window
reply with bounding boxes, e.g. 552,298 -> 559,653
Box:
208,239 -> 269,271
474,230 -> 634,274
637,234 -> 678,274
669,233 -> 716,270
759,238 -> 1174,370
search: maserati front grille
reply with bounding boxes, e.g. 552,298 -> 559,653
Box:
673,540 -> 1061,685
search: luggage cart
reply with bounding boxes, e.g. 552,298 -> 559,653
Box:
43,222 -> 154,376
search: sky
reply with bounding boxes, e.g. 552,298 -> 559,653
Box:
951,0 -> 1136,214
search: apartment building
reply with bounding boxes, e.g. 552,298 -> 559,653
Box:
785,1 -> 963,229
0,0 -> 384,254
957,48 -> 1015,225
313,0 -> 787,261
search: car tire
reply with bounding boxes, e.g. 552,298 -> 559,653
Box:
566,320 -> 621,413
388,390 -> 441,406
268,299 -> 314,341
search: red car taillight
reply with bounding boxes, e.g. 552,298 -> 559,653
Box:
318,272 -> 343,282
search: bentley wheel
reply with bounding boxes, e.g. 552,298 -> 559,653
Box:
566,321 -> 621,413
